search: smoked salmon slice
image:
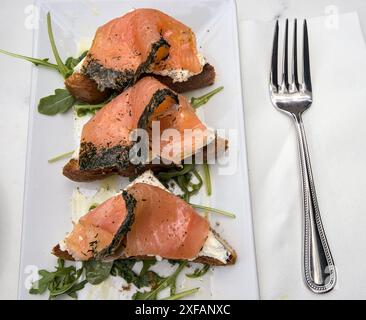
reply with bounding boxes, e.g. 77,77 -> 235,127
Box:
56,183 -> 209,261
81,8 -> 204,92
61,191 -> 135,261
124,183 -> 209,260
64,77 -> 222,182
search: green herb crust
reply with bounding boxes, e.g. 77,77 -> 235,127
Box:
82,38 -> 170,91
79,143 -> 131,172
78,88 -> 178,173
95,191 -> 136,259
137,88 -> 178,128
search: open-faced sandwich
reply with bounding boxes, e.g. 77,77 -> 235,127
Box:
54,171 -> 236,266
65,8 -> 216,104
64,76 -> 227,182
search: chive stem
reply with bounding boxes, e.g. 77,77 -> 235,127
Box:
190,204 -> 236,218
48,150 -> 74,163
203,164 -> 212,196
162,287 -> 200,300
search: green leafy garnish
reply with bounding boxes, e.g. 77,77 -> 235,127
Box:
190,86 -> 224,109
158,164 -> 204,202
46,12 -> 72,78
65,50 -> 88,70
48,150 -> 74,163
0,48 -> 58,70
74,92 -> 117,117
133,261 -> 187,300
111,259 -> 162,289
186,264 -> 210,278
30,257 -> 201,300
190,203 -> 236,218
38,88 -> 76,115
88,203 -> 99,211
0,13 -> 76,80
84,260 -> 113,285
30,259 -> 86,299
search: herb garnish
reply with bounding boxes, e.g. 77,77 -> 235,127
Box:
158,164 -> 204,202
29,259 -> 86,299
0,12 -> 94,116
190,203 -> 236,218
30,257 -> 203,300
84,260 -> 113,285
190,86 -> 224,109
186,264 -> 210,278
38,88 -> 76,115
203,163 -> 212,196
162,287 -> 200,300
133,261 -> 189,300
0,48 -> 59,70
74,92 -> 117,117
46,12 -> 72,79
48,150 -> 74,163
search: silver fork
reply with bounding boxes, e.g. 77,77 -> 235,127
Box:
269,19 -> 337,293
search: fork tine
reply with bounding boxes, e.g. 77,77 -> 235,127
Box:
282,19 -> 289,91
292,19 -> 300,90
303,19 -> 312,92
270,20 -> 279,92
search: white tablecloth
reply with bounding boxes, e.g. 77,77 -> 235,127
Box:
239,12 -> 366,299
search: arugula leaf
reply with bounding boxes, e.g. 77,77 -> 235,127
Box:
38,88 -> 75,115
84,260 -> 113,285
65,50 -> 88,70
133,261 -> 187,300
66,279 -> 88,299
74,92 -> 117,117
190,86 -> 224,109
140,259 -> 157,276
186,264 -> 210,278
46,12 -> 71,78
158,164 -> 204,202
0,48 -> 59,70
74,101 -> 106,117
30,259 -> 85,299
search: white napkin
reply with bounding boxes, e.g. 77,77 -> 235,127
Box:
239,12 -> 366,299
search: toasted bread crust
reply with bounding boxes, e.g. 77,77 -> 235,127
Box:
150,63 -> 216,93
63,136 -> 227,182
63,158 -> 174,182
65,73 -> 112,104
65,64 -> 216,104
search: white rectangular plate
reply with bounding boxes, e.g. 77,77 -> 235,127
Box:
18,0 -> 259,299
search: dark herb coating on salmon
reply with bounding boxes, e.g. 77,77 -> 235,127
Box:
79,143 -> 131,171
82,38 -> 170,91
95,191 -> 136,259
78,88 -> 178,172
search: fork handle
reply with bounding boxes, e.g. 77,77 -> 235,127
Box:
293,114 -> 337,293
